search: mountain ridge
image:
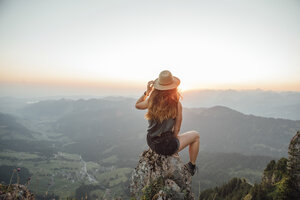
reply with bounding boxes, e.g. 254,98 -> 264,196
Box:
2,98 -> 300,157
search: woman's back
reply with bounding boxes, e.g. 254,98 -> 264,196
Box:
147,118 -> 175,138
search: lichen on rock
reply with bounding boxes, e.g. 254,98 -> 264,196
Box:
130,149 -> 194,200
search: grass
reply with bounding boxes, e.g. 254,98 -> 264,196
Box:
102,145 -> 117,154
102,155 -> 118,164
0,150 -> 133,198
86,161 -> 101,175
228,168 -> 262,184
0,150 -> 92,198
90,189 -> 106,199
48,177 -> 81,198
57,152 -> 81,161
95,168 -> 132,187
0,150 -> 40,160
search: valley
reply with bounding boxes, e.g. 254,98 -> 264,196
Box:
0,96 -> 299,199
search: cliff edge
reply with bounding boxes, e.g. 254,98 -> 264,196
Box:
130,149 -> 194,200
287,130 -> 300,196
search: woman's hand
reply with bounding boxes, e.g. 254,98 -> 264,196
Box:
146,80 -> 154,95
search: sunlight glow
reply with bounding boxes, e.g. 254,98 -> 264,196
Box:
0,0 -> 299,96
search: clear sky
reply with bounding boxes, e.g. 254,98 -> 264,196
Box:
0,0 -> 299,97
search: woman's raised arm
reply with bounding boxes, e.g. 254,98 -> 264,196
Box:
135,80 -> 154,110
135,94 -> 149,110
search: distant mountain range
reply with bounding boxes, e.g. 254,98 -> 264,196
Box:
182,89 -> 300,120
1,89 -> 300,120
9,97 -> 300,158
182,106 -> 300,157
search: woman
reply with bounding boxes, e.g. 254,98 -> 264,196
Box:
135,70 -> 200,176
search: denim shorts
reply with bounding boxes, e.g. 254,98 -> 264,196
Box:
147,131 -> 180,156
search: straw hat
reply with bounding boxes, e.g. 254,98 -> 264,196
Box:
153,70 -> 180,90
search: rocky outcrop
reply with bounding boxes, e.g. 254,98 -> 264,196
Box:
130,149 -> 194,200
0,184 -> 35,200
287,130 -> 300,195
261,158 -> 288,186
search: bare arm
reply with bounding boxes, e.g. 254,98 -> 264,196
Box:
135,93 -> 149,110
135,80 -> 154,110
174,101 -> 182,136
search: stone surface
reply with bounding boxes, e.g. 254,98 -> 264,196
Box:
0,184 -> 35,200
287,130 -> 300,195
130,149 -> 194,200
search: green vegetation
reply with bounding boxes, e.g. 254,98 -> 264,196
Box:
102,155 -> 118,164
90,189 -> 105,199
199,178 -> 252,200
249,158 -> 297,200
86,161 -> 101,173
194,152 -> 271,192
2,99 -> 299,199
0,150 -> 87,198
0,148 -> 272,199
58,152 -> 81,161
95,168 -> 132,187
0,150 -> 132,199
75,182 -> 130,199
200,158 -> 299,200
0,165 -> 32,185
0,150 -> 40,160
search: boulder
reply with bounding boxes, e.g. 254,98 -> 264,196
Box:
130,149 -> 194,200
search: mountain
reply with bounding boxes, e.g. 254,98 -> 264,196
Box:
182,106 -> 300,157
1,97 -> 300,198
182,89 -> 300,120
0,113 -> 60,156
0,113 -> 34,140
16,98 -> 300,158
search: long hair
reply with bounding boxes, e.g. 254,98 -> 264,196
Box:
146,88 -> 181,123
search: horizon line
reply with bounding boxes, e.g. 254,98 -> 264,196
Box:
1,79 -> 300,93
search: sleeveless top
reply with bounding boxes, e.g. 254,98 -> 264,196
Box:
147,118 -> 175,138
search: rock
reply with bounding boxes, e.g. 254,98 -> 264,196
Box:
287,130 -> 300,196
130,149 -> 194,200
0,183 -> 35,200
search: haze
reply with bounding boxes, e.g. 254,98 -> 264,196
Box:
0,0 -> 300,98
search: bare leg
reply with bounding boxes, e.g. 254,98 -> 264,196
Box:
177,131 -> 200,165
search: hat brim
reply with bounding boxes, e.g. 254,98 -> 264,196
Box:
153,76 -> 180,90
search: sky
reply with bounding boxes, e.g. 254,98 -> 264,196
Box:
0,0 -> 299,97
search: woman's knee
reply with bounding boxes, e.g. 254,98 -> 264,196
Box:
177,131 -> 199,152
184,130 -> 200,142
192,131 -> 200,141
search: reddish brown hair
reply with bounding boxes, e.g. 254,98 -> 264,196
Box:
146,88 -> 181,123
